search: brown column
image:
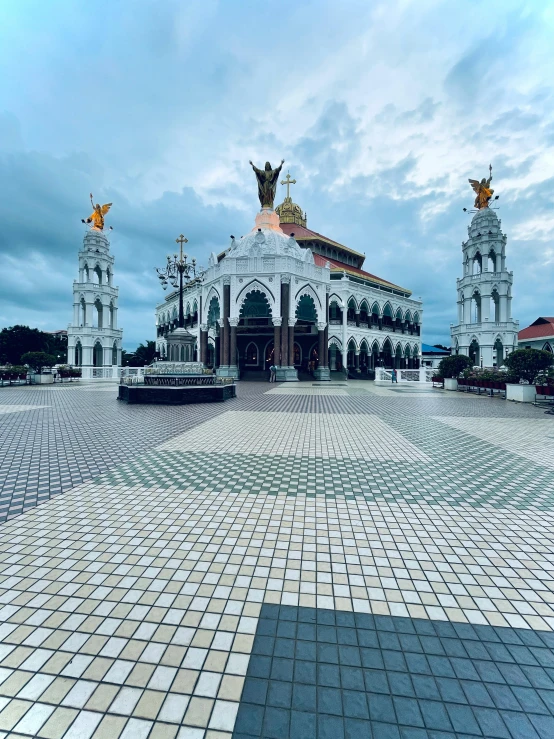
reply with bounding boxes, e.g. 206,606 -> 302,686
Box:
223,283 -> 230,365
280,281 -> 289,366
288,321 -> 295,367
318,328 -> 325,367
273,319 -> 282,365
323,294 -> 329,366
218,319 -> 225,366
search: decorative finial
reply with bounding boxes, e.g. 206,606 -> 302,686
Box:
281,171 -> 297,200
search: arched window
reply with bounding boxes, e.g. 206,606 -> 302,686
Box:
109,301 -> 115,329
80,298 -> 86,326
75,341 -> 82,366
112,341 -> 118,365
245,342 -> 258,366
94,299 -> 103,328
94,265 -> 102,284
543,343 -> 552,353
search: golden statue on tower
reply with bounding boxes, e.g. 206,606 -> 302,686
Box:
469,165 -> 494,210
82,193 -> 112,230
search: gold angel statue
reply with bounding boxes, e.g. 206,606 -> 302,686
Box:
82,193 -> 112,230
469,165 -> 494,210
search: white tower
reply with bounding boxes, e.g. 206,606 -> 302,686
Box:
67,229 -> 123,378
451,207 -> 518,367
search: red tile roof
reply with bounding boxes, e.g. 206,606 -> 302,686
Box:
312,254 -> 410,294
279,223 -> 365,258
518,317 -> 554,341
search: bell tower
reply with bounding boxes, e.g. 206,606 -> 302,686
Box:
67,229 -> 123,378
451,176 -> 518,367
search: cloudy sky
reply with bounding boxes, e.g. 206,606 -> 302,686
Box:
0,0 -> 553,349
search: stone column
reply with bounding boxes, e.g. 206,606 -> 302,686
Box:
228,317 -> 239,370
200,323 -> 208,365
288,318 -> 296,367
481,293 -> 490,323
280,279 -> 290,367
223,282 -> 230,366
272,317 -> 282,365
314,321 -> 330,381
499,294 -> 508,322
214,335 -> 220,368
463,297 -> 471,324
218,319 -> 225,367
323,292 -> 329,367
342,301 -> 348,368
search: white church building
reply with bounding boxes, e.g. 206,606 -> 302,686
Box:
155,181 -> 423,380
451,205 -> 519,367
67,229 -> 123,378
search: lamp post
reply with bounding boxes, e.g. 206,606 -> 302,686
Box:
156,234 -> 198,329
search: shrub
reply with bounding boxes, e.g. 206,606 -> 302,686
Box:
534,367 -> 554,386
21,352 -> 57,372
437,354 -> 473,379
504,348 -> 554,384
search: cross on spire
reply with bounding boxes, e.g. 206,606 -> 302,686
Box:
281,172 -> 296,199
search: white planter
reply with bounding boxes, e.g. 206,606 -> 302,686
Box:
506,384 -> 535,403
31,373 -> 54,385
444,378 -> 458,391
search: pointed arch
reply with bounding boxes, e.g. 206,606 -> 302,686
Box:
405,309 -> 412,323
236,279 -> 275,314
359,339 -> 370,353
295,283 -> 322,309
382,302 -> 393,318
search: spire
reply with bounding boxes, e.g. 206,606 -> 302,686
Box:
275,170 -> 307,227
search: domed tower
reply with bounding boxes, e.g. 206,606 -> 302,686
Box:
275,172 -> 307,227
67,229 -> 123,378
451,173 -> 518,367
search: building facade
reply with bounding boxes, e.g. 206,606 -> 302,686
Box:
451,206 -> 518,367
518,317 -> 554,353
155,187 -> 423,379
67,229 -> 123,375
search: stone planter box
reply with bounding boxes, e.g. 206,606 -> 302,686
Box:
30,373 -> 53,385
444,378 -> 458,391
506,384 -> 535,403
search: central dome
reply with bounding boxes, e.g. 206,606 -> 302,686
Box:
227,209 -> 310,262
275,196 -> 307,227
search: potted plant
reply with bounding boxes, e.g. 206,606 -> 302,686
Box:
504,349 -> 554,402
21,351 -> 57,384
437,355 -> 473,390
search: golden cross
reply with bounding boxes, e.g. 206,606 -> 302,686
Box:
175,234 -> 188,261
281,171 -> 296,199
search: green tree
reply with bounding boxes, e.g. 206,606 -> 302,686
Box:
43,334 -> 67,363
504,348 -> 554,383
437,354 -> 473,378
21,352 -> 57,372
0,325 -> 47,365
133,340 -> 157,366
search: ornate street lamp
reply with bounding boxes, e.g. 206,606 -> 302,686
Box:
156,234 -> 198,329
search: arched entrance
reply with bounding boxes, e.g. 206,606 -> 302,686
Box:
359,340 -> 369,373
469,339 -> 480,366
93,342 -> 103,367
295,294 -> 318,372
395,344 -> 403,369
75,341 -> 82,366
494,338 -> 503,367
382,339 -> 393,368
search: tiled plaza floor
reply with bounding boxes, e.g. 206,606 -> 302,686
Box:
0,380 -> 553,738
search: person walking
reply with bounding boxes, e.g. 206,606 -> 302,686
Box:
269,364 -> 276,383
391,368 -> 398,383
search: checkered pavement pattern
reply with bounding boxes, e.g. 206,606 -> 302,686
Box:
0,379 -> 553,738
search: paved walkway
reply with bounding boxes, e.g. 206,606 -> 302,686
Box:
0,381 -> 553,738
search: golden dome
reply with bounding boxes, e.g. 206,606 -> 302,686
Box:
275,196 -> 307,227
